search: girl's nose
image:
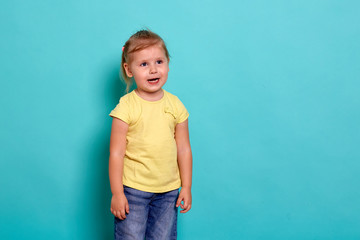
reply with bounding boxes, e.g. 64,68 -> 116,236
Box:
149,65 -> 157,74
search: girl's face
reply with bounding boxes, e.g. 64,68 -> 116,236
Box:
124,44 -> 169,100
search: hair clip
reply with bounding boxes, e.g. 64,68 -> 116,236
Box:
122,46 -> 125,52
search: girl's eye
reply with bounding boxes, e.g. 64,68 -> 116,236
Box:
140,62 -> 147,67
156,60 -> 163,64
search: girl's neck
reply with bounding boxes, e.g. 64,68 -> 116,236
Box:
134,89 -> 164,102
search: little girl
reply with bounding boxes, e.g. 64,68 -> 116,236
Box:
109,29 -> 193,240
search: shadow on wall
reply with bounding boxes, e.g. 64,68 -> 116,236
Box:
76,63 -> 130,239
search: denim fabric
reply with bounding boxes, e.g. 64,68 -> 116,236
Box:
114,186 -> 179,240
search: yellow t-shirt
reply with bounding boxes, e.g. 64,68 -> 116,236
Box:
109,90 -> 189,193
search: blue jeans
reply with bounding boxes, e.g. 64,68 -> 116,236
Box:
114,186 -> 179,240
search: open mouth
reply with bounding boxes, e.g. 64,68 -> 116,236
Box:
147,78 -> 160,84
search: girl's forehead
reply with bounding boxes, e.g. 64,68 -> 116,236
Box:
130,45 -> 167,61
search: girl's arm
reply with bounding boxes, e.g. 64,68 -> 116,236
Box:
109,117 -> 129,220
175,119 -> 193,213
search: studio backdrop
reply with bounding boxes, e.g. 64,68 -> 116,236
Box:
1,0 -> 359,239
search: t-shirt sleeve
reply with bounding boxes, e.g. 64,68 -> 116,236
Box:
109,97 -> 131,124
175,97 -> 189,124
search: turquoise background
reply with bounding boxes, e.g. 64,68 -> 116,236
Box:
1,0 -> 359,239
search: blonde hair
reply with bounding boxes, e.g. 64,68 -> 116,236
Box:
121,29 -> 170,92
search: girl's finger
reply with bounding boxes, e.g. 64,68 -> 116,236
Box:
176,197 -> 183,207
120,209 -> 126,219
180,203 -> 191,213
126,203 -> 130,214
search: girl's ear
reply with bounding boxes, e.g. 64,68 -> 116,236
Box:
123,63 -> 133,77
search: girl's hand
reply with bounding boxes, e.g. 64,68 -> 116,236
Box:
110,193 -> 129,220
176,187 -> 192,213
